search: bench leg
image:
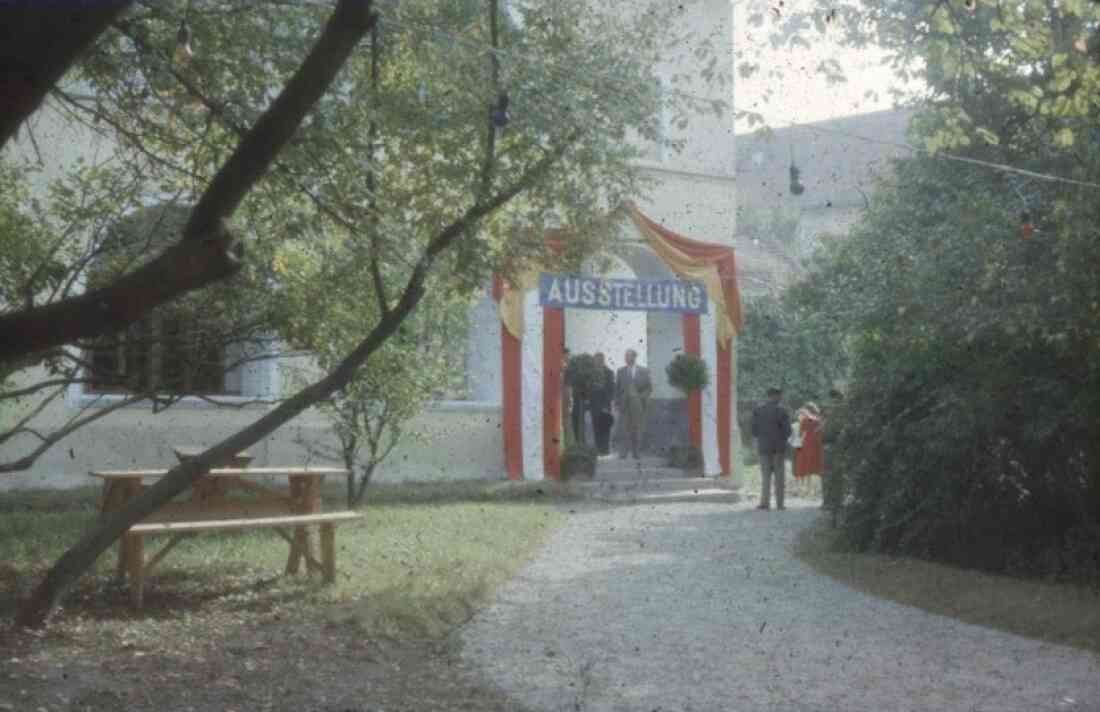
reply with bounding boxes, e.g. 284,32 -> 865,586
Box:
126,533 -> 145,608
320,523 -> 335,584
286,526 -> 309,575
116,534 -> 130,583
101,480 -> 129,583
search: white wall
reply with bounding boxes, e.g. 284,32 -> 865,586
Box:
466,285 -> 503,403
565,255 -> 647,370
4,95 -> 112,194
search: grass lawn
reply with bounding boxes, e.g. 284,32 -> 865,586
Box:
0,479 -> 566,711
795,517 -> 1100,655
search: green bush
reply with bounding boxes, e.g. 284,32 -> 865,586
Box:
667,444 -> 702,473
564,354 -> 604,400
737,293 -> 847,409
801,149 -> 1100,585
665,353 -> 709,394
561,444 -> 598,480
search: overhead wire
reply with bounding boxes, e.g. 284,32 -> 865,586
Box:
771,120 -> 1100,190
372,6 -> 1100,191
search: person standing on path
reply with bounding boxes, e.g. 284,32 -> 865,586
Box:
565,351 -> 590,446
793,402 -> 824,497
752,387 -> 792,510
615,349 -> 652,459
589,352 -> 615,457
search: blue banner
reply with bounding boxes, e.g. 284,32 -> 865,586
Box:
539,273 -> 708,314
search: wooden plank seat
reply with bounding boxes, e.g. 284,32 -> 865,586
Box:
122,511 -> 361,608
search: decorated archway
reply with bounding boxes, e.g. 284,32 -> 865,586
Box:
493,202 -> 744,481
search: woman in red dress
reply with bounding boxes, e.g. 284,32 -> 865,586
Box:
794,403 -> 824,493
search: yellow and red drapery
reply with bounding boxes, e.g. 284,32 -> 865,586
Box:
493,202 -> 743,480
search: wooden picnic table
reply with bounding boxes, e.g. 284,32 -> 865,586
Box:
91,465 -> 350,602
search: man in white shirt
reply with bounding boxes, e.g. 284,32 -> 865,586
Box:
614,349 -> 652,459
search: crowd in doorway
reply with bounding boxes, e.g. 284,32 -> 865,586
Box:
751,386 -> 843,510
562,348 -> 653,460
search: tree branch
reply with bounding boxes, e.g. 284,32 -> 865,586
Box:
0,220 -> 242,363
0,393 -> 146,474
0,0 -> 378,366
16,130 -> 578,627
366,21 -> 389,315
182,0 -> 375,240
0,387 -> 65,449
0,2 -> 133,149
0,377 -> 91,402
477,0 -> 502,202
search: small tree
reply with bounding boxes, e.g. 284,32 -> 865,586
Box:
289,285 -> 468,507
321,379 -> 431,508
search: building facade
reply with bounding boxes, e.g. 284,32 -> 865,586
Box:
733,108 -> 915,296
2,1 -> 738,489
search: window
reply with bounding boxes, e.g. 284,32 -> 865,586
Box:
86,316 -> 242,396
78,202 -> 276,404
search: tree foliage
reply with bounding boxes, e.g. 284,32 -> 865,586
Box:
744,0 -> 1100,582
283,236 -> 472,507
819,149 -> 1100,581
737,290 -> 847,410
2,0 -> 726,625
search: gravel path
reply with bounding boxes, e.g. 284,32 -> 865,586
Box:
461,498 -> 1100,712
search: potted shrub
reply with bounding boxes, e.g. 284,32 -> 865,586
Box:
563,353 -> 605,447
664,353 -> 709,473
564,353 -> 604,403
665,352 -> 709,394
561,443 -> 598,480
667,444 -> 703,474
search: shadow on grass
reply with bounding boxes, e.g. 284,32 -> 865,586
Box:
793,517 -> 1100,655
1,481 -> 563,637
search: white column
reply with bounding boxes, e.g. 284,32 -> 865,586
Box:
520,290 -> 544,480
729,332 -> 744,485
700,309 -> 721,476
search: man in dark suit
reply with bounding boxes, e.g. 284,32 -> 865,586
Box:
615,349 -> 652,459
588,352 -> 615,456
752,387 -> 792,510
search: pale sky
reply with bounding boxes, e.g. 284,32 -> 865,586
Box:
731,0 -> 919,132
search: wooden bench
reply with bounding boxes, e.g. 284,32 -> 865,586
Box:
122,511 -> 362,608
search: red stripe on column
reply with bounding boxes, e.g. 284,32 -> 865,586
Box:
717,339 -> 732,477
543,307 -> 564,480
682,314 -> 703,451
501,324 -> 523,480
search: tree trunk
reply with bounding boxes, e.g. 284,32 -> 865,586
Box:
0,2 -> 132,149
343,440 -> 358,508
0,0 -> 378,365
17,294 -> 409,626
351,462 -> 377,507
16,136 -> 575,626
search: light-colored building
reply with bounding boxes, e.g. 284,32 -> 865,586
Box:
733,108 -> 915,295
2,1 -> 738,489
